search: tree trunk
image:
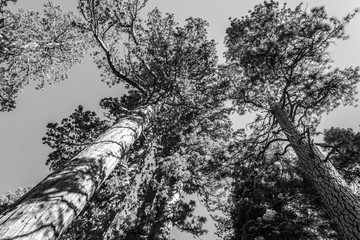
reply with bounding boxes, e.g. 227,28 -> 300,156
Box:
0,105 -> 156,240
148,181 -> 181,240
270,102 -> 360,240
123,171 -> 163,240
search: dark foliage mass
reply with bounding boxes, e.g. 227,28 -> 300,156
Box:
208,125 -> 360,240
228,154 -> 338,240
323,127 -> 360,184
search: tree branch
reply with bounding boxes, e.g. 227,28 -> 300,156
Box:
92,31 -> 148,97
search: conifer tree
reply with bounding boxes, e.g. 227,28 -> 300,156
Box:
37,88 -> 230,239
0,1 -> 224,238
225,1 -> 360,238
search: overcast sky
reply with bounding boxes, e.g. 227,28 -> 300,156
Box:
1,1 -> 360,239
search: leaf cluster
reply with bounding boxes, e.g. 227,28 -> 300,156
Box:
322,127 -> 360,185
42,105 -> 109,171
0,2 -> 90,111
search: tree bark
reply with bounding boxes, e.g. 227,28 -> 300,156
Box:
270,102 -> 360,240
0,105 -> 156,240
148,181 -> 181,240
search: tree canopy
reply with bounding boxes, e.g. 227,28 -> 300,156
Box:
226,1 -> 359,120
223,1 -> 360,239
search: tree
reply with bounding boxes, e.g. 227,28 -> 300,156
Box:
0,104 -> 155,239
40,96 -> 149,240
225,1 -> 360,239
0,1 -> 89,111
217,126 -> 360,240
41,99 -> 144,240
0,0 -> 224,238
46,93 -> 229,239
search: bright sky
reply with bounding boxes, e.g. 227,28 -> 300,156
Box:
0,1 -> 359,239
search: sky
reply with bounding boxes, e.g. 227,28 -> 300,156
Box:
1,0 -> 360,239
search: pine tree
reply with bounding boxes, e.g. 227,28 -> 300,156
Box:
225,1 -> 360,238
0,1 -> 224,238
37,88 -> 230,239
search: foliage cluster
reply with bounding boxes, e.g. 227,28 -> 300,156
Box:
0,1 -> 89,111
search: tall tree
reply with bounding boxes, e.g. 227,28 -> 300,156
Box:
0,103 -> 155,240
225,1 -> 360,239
0,0 -> 223,238
41,95 -> 211,240
39,89 -> 231,239
41,100 -> 145,240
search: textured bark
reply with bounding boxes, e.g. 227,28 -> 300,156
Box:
148,181 -> 181,240
271,102 -> 360,240
0,105 -> 156,240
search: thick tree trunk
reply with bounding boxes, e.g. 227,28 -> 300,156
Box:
270,102 -> 360,240
0,105 -> 156,240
